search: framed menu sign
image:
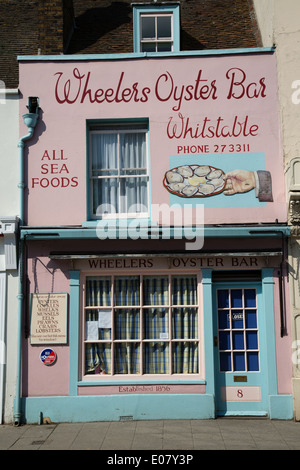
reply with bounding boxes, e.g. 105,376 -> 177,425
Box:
30,293 -> 68,344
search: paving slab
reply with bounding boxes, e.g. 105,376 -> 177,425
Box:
0,418 -> 299,451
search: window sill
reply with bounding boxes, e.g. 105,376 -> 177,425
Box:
82,218 -> 153,227
78,377 -> 206,386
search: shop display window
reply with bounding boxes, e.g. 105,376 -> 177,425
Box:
83,274 -> 200,377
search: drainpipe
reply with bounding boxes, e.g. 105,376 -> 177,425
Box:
14,98 -> 39,426
249,229 -> 288,338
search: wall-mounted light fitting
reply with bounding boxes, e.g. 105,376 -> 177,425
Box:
26,96 -> 39,114
23,96 -> 39,129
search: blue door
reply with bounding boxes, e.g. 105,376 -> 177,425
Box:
213,283 -> 268,416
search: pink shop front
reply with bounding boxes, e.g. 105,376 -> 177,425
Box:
15,49 -> 293,424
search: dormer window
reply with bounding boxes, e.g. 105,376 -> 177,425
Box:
140,13 -> 173,52
133,4 -> 180,53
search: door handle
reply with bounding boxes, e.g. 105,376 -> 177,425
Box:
214,336 -> 218,347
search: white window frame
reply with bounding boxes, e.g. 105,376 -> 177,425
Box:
81,271 -> 203,381
89,123 -> 149,219
140,13 -> 174,52
133,4 -> 180,53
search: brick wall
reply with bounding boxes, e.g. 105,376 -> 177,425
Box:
68,0 -> 262,54
0,1 -> 39,88
0,0 -> 262,88
0,0 -> 74,87
38,0 -> 74,54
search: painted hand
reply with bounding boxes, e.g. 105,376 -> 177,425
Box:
223,170 -> 256,195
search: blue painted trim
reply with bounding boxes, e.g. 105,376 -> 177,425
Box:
133,4 -> 180,53
262,268 -> 278,396
20,225 -> 290,240
269,395 -> 294,420
201,270 -> 215,403
69,270 -> 80,397
21,394 -> 215,423
17,47 -> 275,62
20,393 -> 294,423
133,7 -> 139,53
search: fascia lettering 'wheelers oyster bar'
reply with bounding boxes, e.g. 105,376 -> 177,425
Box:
15,49 -> 293,424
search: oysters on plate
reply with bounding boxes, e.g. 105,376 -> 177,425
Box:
163,164 -> 225,198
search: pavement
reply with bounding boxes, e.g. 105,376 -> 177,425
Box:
0,418 -> 300,451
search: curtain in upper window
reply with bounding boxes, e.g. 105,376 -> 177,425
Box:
90,127 -> 148,217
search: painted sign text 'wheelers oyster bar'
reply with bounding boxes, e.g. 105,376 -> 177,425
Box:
83,255 -> 268,271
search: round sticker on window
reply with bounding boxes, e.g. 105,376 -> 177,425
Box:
40,348 -> 56,366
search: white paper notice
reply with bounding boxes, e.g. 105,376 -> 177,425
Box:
160,332 -> 169,340
86,321 -> 99,340
98,309 -> 112,329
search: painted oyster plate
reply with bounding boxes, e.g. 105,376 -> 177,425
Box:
163,165 -> 226,198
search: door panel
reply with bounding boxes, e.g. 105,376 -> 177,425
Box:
213,283 -> 268,416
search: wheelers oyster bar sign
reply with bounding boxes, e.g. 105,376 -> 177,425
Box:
21,52 -> 285,226
54,67 -> 266,111
81,255 -> 279,271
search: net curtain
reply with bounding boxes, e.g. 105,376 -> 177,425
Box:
91,132 -> 148,215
